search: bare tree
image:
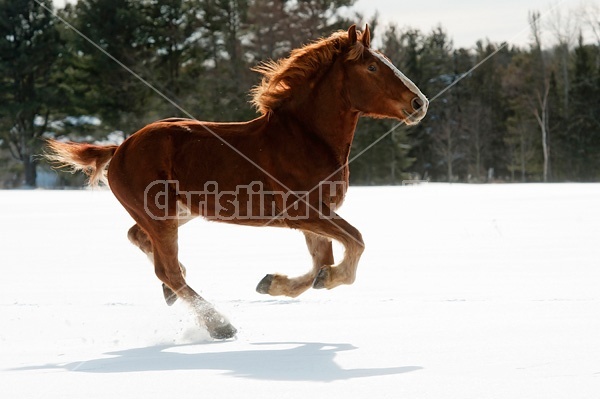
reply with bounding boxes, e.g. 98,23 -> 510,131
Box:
505,119 -> 538,182
533,80 -> 551,182
465,104 -> 491,181
546,6 -> 576,118
579,1 -> 600,46
530,11 -> 551,182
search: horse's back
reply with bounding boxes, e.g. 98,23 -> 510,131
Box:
107,116 -> 272,197
107,113 -> 348,220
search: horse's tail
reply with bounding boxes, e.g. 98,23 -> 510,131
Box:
45,139 -> 119,187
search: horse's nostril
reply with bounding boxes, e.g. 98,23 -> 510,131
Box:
412,97 -> 424,111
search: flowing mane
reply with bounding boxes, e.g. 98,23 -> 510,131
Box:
250,29 -> 368,115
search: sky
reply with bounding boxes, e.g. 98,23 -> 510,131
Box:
53,0 -> 595,49
353,0 -> 586,48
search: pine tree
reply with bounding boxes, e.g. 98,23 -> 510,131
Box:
0,0 -> 62,187
64,0 -> 154,135
568,35 -> 600,180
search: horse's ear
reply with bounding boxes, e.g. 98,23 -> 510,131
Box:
362,24 -> 371,48
348,24 -> 358,45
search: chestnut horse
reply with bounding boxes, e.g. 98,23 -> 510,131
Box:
46,25 -> 428,339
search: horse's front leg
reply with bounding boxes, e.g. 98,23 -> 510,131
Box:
257,207 -> 364,296
256,231 -> 334,297
308,213 -> 365,290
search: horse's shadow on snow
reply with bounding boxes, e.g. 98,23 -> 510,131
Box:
15,341 -> 421,382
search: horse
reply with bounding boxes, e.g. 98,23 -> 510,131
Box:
46,25 -> 428,339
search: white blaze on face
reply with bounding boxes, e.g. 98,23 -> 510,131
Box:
368,49 -> 429,113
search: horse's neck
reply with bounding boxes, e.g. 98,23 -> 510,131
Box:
286,64 -> 359,164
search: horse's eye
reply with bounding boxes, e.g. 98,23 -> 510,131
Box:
367,64 -> 377,72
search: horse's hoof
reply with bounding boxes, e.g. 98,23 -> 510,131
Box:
163,283 -> 178,306
210,323 -> 238,340
256,274 -> 274,294
201,304 -> 237,340
312,267 -> 329,289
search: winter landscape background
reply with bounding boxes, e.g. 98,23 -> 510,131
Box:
4,1 -> 600,187
2,183 -> 599,398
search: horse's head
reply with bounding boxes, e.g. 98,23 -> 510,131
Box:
343,25 -> 428,125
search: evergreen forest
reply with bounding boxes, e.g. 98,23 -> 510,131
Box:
1,0 -> 600,188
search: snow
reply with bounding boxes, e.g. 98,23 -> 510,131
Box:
1,183 -> 600,398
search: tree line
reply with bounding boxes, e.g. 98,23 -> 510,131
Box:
1,0 -> 599,187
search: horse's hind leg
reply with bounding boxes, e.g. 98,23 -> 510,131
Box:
127,224 -> 186,306
126,219 -> 235,339
138,219 -> 236,339
256,231 -> 334,297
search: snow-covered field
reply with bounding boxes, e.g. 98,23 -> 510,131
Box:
1,184 -> 599,398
